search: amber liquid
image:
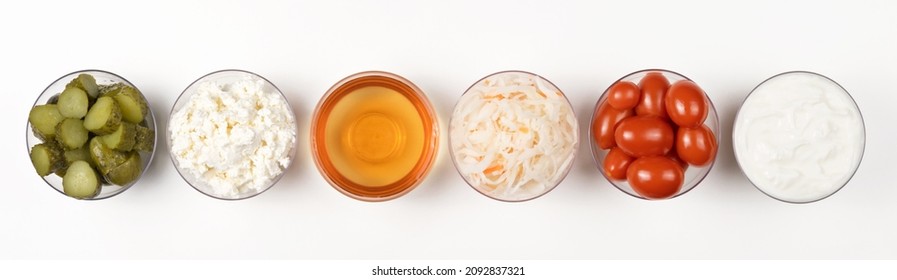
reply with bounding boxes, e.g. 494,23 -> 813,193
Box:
313,74 -> 437,200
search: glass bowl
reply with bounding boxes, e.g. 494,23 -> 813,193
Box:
590,69 -> 720,200
310,71 -> 439,202
733,71 -> 865,204
449,70 -> 579,202
26,69 -> 157,200
168,69 -> 298,200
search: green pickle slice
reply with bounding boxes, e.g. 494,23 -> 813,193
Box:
134,125 -> 155,152
57,87 -> 89,119
55,144 -> 93,177
29,104 -> 65,140
63,160 -> 100,199
83,96 -> 122,135
30,142 -> 64,177
64,144 -> 92,165
89,137 -> 128,175
100,122 -> 137,151
104,152 -> 142,186
55,118 -> 89,150
98,83 -> 125,97
106,86 -> 148,123
65,74 -> 100,99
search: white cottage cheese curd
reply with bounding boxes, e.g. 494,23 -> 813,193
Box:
170,75 -> 296,198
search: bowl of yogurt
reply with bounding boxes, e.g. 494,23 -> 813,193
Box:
168,69 -> 298,200
733,71 -> 865,203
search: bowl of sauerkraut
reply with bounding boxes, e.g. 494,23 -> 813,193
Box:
448,71 -> 579,202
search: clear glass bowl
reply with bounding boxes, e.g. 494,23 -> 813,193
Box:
26,69 -> 157,200
590,69 -> 720,200
733,71 -> 865,204
168,69 -> 297,200
449,70 -> 579,202
310,71 -> 439,202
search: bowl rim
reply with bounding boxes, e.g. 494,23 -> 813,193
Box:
731,70 -> 867,204
447,69 -> 580,203
588,68 -> 720,201
26,69 -> 158,200
309,70 -> 440,202
167,68 -> 298,201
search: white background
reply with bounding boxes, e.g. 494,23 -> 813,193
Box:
1,0 -> 895,259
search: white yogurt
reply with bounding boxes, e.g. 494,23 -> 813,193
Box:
733,72 -> 864,203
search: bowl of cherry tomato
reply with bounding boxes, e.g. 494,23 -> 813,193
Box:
590,69 -> 719,200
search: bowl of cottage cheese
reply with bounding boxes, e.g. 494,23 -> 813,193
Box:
168,69 -> 298,200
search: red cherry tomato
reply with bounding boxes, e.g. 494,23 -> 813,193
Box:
636,72 -> 670,118
676,124 -> 717,166
665,80 -> 708,127
603,147 -> 634,181
592,102 -> 633,149
626,156 -> 684,199
614,116 -> 674,157
607,81 -> 640,110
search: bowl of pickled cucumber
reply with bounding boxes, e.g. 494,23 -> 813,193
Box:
26,70 -> 156,200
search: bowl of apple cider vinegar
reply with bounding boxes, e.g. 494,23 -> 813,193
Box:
311,71 -> 439,201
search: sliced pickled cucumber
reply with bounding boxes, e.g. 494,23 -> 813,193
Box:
100,122 -> 136,151
65,74 -> 99,99
30,143 -> 64,176
65,144 -> 92,165
62,161 -> 100,199
55,118 -> 89,150
29,104 -> 65,140
83,96 -> 122,135
55,144 -> 93,177
88,137 -> 128,174
98,83 -> 124,97
134,125 -> 155,152
107,86 -> 148,123
58,87 -> 88,119
104,152 -> 141,186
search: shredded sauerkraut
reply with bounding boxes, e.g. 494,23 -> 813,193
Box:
450,72 -> 579,201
